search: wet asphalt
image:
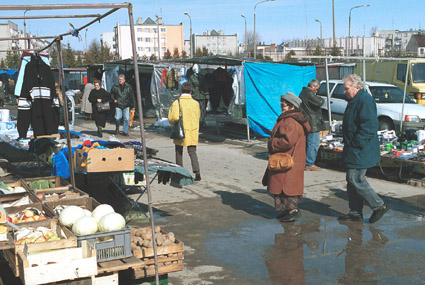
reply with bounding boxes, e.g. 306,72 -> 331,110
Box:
1,103 -> 425,284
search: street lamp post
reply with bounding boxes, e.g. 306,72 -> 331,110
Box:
348,4 -> 371,56
241,14 -> 247,56
23,9 -> 30,49
184,12 -> 192,58
155,14 -> 161,60
254,0 -> 275,59
315,18 -> 322,49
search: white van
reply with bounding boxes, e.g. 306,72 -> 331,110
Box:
317,80 -> 425,133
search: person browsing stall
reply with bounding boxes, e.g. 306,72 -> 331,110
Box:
111,74 -> 135,136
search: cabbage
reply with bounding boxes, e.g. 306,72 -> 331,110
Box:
59,206 -> 85,227
72,216 -> 98,236
98,212 -> 125,232
83,209 -> 92,217
92,204 -> 115,223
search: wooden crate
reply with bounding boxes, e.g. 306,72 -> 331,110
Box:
17,240 -> 97,285
140,236 -> 184,258
44,196 -> 100,216
75,148 -> 135,173
0,192 -> 41,211
5,219 -> 77,277
5,201 -> 54,226
132,260 -> 184,279
21,176 -> 71,193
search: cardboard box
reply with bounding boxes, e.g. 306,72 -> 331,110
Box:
75,148 -> 134,173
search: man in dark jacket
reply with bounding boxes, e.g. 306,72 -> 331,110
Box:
111,74 -> 135,136
299,79 -> 324,171
339,74 -> 388,224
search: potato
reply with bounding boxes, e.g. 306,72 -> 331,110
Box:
130,228 -> 137,236
131,243 -> 138,250
156,235 -> 164,246
142,232 -> 152,240
162,239 -> 173,246
135,229 -> 143,237
154,225 -> 161,233
143,239 -> 151,248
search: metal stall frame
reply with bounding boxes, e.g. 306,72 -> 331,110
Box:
293,55 -> 415,133
0,3 -> 160,283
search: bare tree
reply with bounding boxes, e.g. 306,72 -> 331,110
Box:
370,26 -> 378,36
245,30 -> 262,56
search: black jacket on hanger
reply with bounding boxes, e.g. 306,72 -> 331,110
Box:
17,54 -> 60,138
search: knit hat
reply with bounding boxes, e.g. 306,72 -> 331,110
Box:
281,92 -> 302,108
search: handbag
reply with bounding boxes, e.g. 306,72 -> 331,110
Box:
267,132 -> 301,172
170,99 -> 185,139
96,101 -> 110,112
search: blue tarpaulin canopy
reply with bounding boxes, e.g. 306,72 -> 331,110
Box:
244,62 -> 316,137
0,69 -> 18,76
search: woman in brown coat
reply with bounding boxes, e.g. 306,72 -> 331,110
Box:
266,92 -> 311,222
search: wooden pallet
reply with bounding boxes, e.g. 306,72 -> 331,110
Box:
97,256 -> 145,274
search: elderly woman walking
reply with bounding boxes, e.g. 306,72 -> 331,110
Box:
265,92 -> 311,222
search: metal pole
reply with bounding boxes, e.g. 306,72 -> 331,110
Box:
400,59 -> 410,133
0,13 -> 101,20
332,0 -> 336,49
241,14 -> 247,56
253,10 -> 256,59
184,12 -> 192,58
325,58 -> 332,129
362,59 -> 366,87
24,10 -> 28,49
348,5 -> 371,56
0,3 -> 129,10
155,15 -> 161,60
56,38 -> 76,189
127,4 -> 159,285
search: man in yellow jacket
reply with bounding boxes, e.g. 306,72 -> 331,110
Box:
168,82 -> 202,181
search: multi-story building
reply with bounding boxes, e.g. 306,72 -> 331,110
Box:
101,32 -> 116,54
113,17 -> 184,60
376,29 -> 421,56
192,30 -> 238,56
286,36 -> 385,57
406,33 -> 425,57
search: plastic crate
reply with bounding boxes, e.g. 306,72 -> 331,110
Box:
76,227 -> 132,262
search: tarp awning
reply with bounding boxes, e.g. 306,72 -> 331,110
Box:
244,62 -> 316,137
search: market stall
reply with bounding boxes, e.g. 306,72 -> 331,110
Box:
0,3 -> 182,284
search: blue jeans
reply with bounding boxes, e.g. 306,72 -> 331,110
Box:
346,168 -> 384,212
115,107 -> 130,133
306,132 -> 320,166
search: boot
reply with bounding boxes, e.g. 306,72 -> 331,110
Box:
97,127 -> 102,137
194,171 -> 201,181
114,126 -> 119,135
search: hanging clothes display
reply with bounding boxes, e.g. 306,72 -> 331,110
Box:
17,54 -> 60,138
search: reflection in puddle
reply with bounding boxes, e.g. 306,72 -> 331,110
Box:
205,210 -> 425,284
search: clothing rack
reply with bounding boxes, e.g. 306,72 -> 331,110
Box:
0,3 -> 161,283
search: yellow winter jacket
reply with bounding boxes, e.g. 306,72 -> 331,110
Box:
168,94 -> 200,146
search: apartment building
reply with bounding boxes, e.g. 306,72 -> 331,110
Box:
376,29 -> 421,56
113,17 -> 184,60
192,30 -> 238,56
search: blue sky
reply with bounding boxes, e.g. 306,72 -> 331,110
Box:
0,0 -> 423,50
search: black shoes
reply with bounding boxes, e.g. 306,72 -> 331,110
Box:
280,209 -> 301,222
97,127 -> 102,137
369,204 -> 389,224
338,210 -> 363,222
122,132 -> 129,136
194,172 -> 201,181
114,128 -> 119,135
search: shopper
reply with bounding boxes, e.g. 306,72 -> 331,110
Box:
88,80 -> 113,138
299,79 -> 324,171
0,81 -> 5,107
168,82 -> 202,181
6,78 -> 15,105
111,74 -> 135,136
339,74 -> 389,223
265,92 -> 311,222
81,78 -> 96,120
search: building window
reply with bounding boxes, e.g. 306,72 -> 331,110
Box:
145,28 -> 150,33
405,33 -> 407,36
138,47 -> 142,51
404,39 -> 407,44
154,47 -> 158,52
207,44 -> 210,47
146,38 -> 150,42
161,37 -> 166,42
160,28 -> 166,32
137,28 -> 142,32
147,47 -> 151,52
153,28 -> 157,33
137,37 -> 142,42
161,47 -> 166,51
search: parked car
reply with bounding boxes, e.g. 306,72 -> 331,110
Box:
317,80 -> 425,134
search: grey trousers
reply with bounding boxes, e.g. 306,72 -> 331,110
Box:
346,168 -> 384,212
175,145 -> 200,173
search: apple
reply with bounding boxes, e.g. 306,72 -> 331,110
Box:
24,210 -> 35,218
38,216 -> 46,221
25,217 -> 35,222
36,193 -> 44,200
12,217 -> 18,224
33,215 -> 40,221
35,236 -> 47,243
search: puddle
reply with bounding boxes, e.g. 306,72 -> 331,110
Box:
204,210 -> 425,283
